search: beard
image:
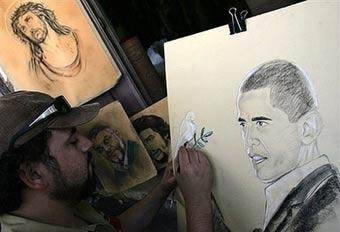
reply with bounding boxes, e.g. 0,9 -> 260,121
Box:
47,153 -> 96,204
30,23 -> 48,44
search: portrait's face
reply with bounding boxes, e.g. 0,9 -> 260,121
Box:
18,12 -> 48,44
139,128 -> 169,162
91,128 -> 127,171
237,88 -> 302,183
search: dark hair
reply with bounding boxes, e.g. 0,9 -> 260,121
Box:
0,130 -> 58,214
88,124 -> 112,141
11,2 -> 72,61
240,60 -> 317,123
133,115 -> 170,143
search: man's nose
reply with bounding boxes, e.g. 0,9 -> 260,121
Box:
79,134 -> 93,152
245,127 -> 260,147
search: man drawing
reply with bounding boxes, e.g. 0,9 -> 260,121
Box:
11,2 -> 81,85
133,115 -> 170,170
237,60 -> 340,231
88,125 -> 134,172
0,91 -> 214,232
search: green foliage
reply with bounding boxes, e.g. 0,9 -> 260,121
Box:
188,126 -> 213,149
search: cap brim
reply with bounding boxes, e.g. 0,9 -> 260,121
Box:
13,103 -> 100,149
49,103 -> 100,129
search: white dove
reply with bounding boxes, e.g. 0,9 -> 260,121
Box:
172,111 -> 197,172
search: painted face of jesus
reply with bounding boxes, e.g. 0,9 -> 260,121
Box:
237,88 -> 302,183
18,12 -> 48,44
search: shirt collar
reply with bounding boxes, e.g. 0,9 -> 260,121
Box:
263,155 -> 329,229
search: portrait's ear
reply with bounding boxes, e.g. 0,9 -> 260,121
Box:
299,111 -> 323,145
19,161 -> 49,191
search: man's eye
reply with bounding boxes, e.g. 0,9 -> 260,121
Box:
239,122 -> 246,128
256,121 -> 268,127
69,139 -> 79,146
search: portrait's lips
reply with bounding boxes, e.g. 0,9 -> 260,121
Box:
151,149 -> 163,160
32,28 -> 44,40
248,153 -> 267,165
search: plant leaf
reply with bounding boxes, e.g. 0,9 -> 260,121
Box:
204,131 -> 213,137
197,141 -> 205,147
200,127 -> 205,137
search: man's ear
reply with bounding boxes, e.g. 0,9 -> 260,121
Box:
19,161 -> 49,191
299,111 -> 323,145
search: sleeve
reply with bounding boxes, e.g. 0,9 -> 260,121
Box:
107,216 -> 123,232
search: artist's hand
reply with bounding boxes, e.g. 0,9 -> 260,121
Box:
158,162 -> 177,194
175,147 -> 213,204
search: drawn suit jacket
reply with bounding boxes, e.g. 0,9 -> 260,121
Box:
254,164 -> 340,232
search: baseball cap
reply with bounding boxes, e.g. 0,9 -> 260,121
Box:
0,91 -> 100,156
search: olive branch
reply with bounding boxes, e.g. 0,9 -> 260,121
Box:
187,127 -> 213,149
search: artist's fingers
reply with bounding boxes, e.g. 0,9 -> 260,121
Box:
178,147 -> 190,168
166,162 -> 174,176
173,154 -> 180,174
200,152 -> 211,168
194,149 -> 201,163
187,148 -> 200,164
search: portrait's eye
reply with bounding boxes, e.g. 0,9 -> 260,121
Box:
21,25 -> 27,32
239,122 -> 246,128
103,135 -> 111,145
256,121 -> 268,127
25,15 -> 32,22
146,135 -> 155,143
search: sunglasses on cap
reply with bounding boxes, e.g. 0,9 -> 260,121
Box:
8,96 -> 71,151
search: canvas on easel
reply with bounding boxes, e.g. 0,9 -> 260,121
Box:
165,1 -> 340,231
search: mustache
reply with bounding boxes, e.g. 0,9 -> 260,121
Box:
31,28 -> 43,35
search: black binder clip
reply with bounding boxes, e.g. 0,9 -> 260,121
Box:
228,7 -> 248,35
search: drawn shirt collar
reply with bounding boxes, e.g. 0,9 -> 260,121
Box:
263,155 -> 329,229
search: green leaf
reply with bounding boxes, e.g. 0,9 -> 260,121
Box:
197,141 -> 205,147
204,131 -> 213,137
200,127 -> 205,137
201,137 -> 208,143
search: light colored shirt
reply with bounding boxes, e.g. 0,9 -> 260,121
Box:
0,202 -> 116,232
263,155 -> 329,229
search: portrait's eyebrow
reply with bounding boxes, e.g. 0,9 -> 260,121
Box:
238,118 -> 246,122
251,116 -> 272,121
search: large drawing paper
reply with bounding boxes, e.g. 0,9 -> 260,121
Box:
0,0 -> 121,106
165,1 -> 339,231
